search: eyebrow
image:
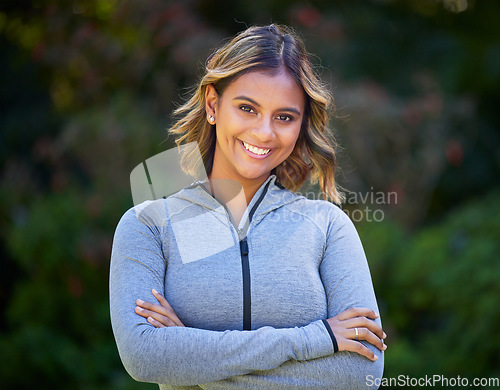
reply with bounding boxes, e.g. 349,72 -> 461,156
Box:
233,96 -> 302,116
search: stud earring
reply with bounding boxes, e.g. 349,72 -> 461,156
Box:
208,115 -> 215,123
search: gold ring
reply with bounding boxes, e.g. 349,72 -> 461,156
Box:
355,327 -> 359,341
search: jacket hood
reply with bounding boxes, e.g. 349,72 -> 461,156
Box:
171,174 -> 302,229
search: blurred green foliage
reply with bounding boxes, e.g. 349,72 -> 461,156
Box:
1,0 -> 499,388
359,188 -> 500,384
1,96 -> 162,389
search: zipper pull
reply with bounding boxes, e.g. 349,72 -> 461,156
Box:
240,238 -> 248,255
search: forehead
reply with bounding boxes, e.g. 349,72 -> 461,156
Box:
223,70 -> 306,109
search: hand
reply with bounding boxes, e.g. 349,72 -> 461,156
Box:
135,289 -> 185,328
326,307 -> 387,361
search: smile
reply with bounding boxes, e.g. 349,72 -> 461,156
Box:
241,140 -> 271,156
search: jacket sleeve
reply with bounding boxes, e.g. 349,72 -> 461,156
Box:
198,206 -> 384,390
109,205 -> 336,386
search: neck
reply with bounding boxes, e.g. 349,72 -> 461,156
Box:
208,174 -> 269,205
205,173 -> 270,228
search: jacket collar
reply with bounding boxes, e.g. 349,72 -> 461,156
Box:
173,174 -> 300,223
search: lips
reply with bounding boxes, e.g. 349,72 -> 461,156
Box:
238,139 -> 274,159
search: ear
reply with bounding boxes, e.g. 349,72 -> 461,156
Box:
205,84 -> 219,121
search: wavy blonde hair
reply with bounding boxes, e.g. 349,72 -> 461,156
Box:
169,24 -> 343,204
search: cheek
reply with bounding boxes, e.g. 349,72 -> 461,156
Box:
219,113 -> 247,138
282,126 -> 302,151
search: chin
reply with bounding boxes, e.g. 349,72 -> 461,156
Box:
237,167 -> 271,181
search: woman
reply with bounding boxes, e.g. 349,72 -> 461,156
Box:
110,24 -> 386,389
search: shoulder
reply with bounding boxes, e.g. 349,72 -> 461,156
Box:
274,190 -> 350,233
115,183 -> 208,233
285,193 -> 347,222
115,198 -> 169,234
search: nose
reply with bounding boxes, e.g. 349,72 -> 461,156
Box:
250,116 -> 275,142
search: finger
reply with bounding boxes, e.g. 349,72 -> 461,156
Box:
151,289 -> 173,309
136,298 -> 171,319
148,311 -> 177,327
343,317 -> 385,340
343,339 -> 379,362
136,299 -> 164,312
330,321 -> 385,351
336,307 -> 379,321
135,305 -> 150,318
352,327 -> 387,352
147,316 -> 165,328
151,290 -> 185,326
136,299 -> 173,320
135,306 -> 175,327
151,289 -> 185,327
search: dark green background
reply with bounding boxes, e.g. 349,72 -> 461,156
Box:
1,0 -> 499,388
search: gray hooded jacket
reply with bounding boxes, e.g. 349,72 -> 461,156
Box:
109,174 -> 384,389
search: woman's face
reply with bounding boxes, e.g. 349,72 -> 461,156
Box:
206,69 -> 306,185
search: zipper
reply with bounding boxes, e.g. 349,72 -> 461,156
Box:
240,180 -> 271,330
239,238 -> 251,330
191,179 -> 272,330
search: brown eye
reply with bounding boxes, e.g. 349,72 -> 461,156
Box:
276,114 -> 293,122
240,105 -> 255,114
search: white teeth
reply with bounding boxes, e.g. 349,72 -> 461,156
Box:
242,141 -> 270,155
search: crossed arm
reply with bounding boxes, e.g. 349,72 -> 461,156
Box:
110,206 -> 386,389
138,295 -> 385,389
